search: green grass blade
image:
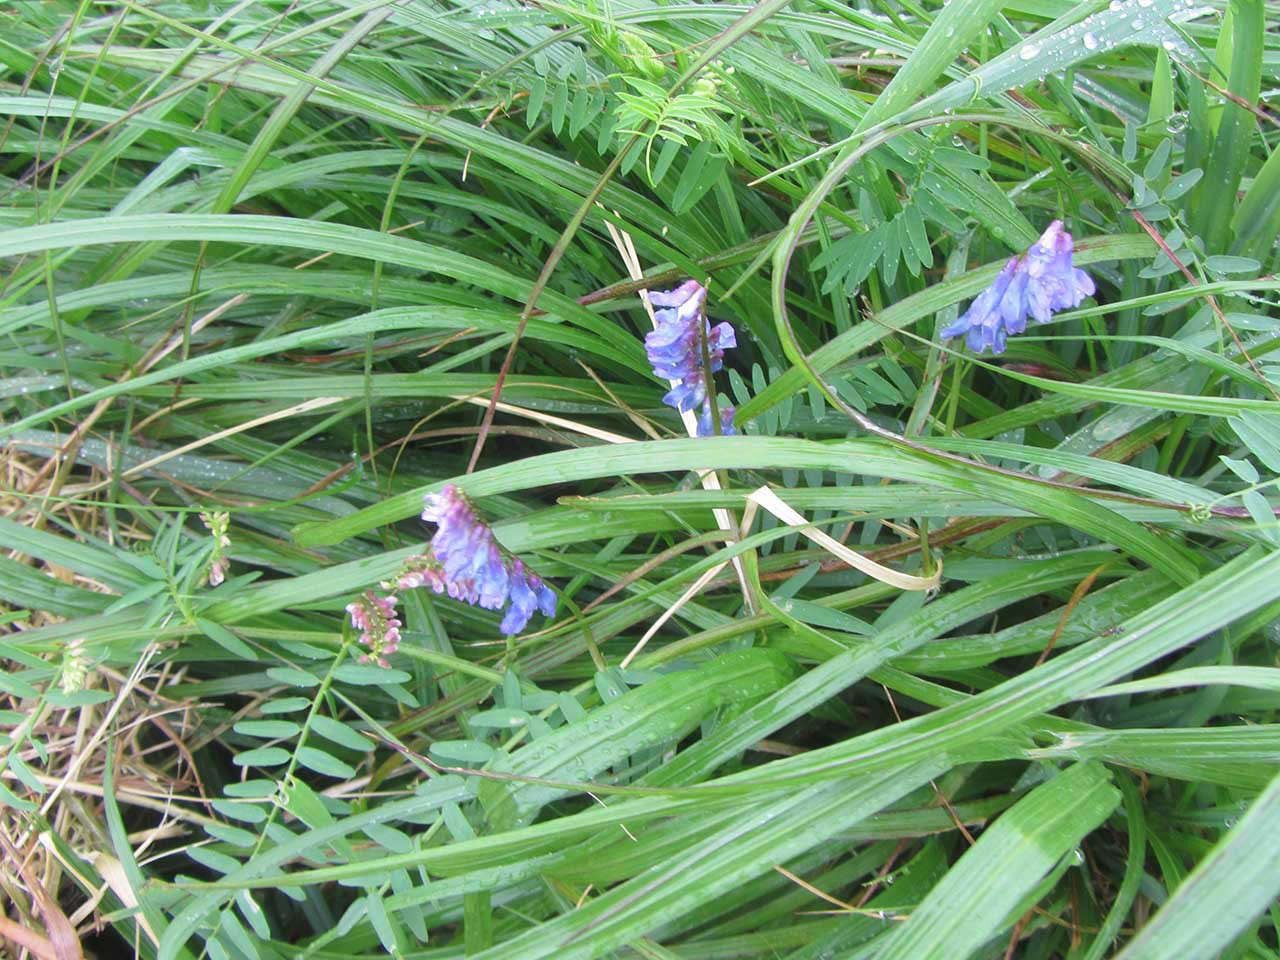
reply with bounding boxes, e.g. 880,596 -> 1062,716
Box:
878,762 -> 1120,960
1113,769 -> 1280,960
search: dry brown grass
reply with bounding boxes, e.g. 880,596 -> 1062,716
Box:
1,446 -> 205,959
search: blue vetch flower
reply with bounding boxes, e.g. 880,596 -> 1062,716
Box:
422,485 -> 508,609
500,559 -> 558,636
417,484 -> 557,634
644,280 -> 737,436
941,220 -> 1096,355
698,404 -> 736,438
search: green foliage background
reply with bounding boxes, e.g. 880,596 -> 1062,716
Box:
1,0 -> 1279,958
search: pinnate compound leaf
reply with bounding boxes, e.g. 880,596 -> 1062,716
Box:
479,649 -> 795,830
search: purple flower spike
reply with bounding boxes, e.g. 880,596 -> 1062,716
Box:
941,220 -> 1095,355
417,485 -> 557,635
422,484 -> 510,607
946,258 -> 1019,354
645,280 -> 738,433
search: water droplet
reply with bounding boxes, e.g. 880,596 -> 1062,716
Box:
952,135 -> 965,146
1138,0 -> 1154,6
1162,38 -> 1178,50
1166,112 -> 1188,133
1083,31 -> 1100,49
1131,16 -> 1143,28
1019,44 -> 1039,60
1109,0 -> 1123,10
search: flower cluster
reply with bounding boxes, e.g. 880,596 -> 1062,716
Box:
59,637 -> 89,695
644,280 -> 737,436
384,554 -> 451,594
500,558 -> 556,636
941,220 -> 1096,355
422,485 -> 509,609
200,510 -> 231,586
346,591 -> 402,668
342,487 -> 557,667
382,551 -> 554,636
419,485 -> 556,635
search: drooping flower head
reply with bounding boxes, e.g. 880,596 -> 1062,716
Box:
347,590 -> 402,667
644,280 -> 737,436
422,484 -> 509,610
418,485 -> 557,634
348,489 -> 558,658
941,220 -> 1095,355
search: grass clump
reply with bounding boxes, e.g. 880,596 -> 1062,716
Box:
2,1 -> 1279,959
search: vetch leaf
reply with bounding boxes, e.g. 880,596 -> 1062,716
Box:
1230,412 -> 1280,473
231,719 -> 300,741
233,747 -> 291,768
1204,255 -> 1261,275
334,663 -> 412,685
296,746 -> 357,779
261,697 -> 312,714
1220,456 -> 1260,484
188,847 -> 241,876
310,715 -> 373,752
265,667 -> 320,688
430,740 -> 495,765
